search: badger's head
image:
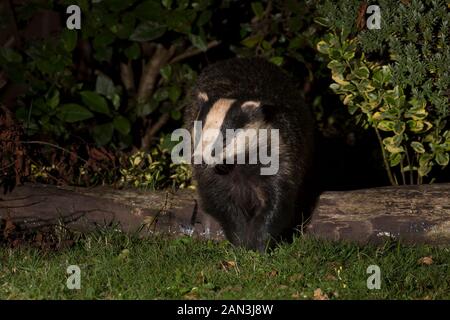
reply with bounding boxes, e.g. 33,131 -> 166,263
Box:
191,91 -> 277,174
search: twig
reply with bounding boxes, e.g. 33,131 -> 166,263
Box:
137,40 -> 220,150
399,155 -> 406,185
137,44 -> 176,104
5,0 -> 21,47
141,113 -> 170,150
374,127 -> 397,186
120,60 -> 135,93
169,40 -> 221,64
1,140 -> 89,164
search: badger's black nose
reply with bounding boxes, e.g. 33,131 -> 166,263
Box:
214,164 -> 235,175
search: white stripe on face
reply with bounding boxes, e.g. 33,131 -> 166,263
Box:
193,98 -> 235,164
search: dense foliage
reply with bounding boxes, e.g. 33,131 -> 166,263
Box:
0,0 -> 449,189
317,0 -> 450,184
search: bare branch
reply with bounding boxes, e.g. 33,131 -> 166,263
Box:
120,60 -> 135,93
137,44 -> 176,104
169,40 -> 221,64
141,113 -> 170,150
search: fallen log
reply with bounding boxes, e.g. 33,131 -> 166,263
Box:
1,183 -> 450,245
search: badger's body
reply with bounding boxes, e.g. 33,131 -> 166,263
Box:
185,58 -> 315,251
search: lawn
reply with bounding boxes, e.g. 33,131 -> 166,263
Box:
0,230 -> 449,299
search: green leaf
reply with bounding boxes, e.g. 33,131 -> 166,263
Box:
314,17 -> 329,27
342,50 -> 355,61
393,121 -> 406,135
177,0 -> 189,10
251,2 -> 264,18
137,101 -> 157,117
62,29 -> 78,52
373,67 -> 391,86
354,66 -> 370,79
269,56 -> 283,66
419,153 -> 433,167
411,141 -> 425,154
171,110 -> 181,120
407,120 -> 432,133
130,21 -> 166,42
383,137 -> 404,154
160,65 -> 172,81
162,0 -> 172,9
418,153 -> 434,177
189,34 -> 208,51
329,48 -> 341,60
435,152 -> 449,166
134,1 -> 165,21
241,35 -> 263,48
93,122 -> 114,146
124,43 -> 140,60
153,87 -> 169,102
168,86 -> 181,103
80,91 -> 110,115
113,116 -> 131,135
389,153 -> 402,167
111,94 -> 121,110
316,40 -> 329,54
0,47 -> 22,63
96,74 -> 116,98
47,90 -> 60,110
343,94 -> 354,105
197,10 -> 212,27
329,83 -> 340,91
405,105 -> 428,120
377,120 -> 395,132
93,32 -> 115,47
58,104 -> 94,123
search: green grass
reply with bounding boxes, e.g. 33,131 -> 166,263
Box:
1,231 -> 449,299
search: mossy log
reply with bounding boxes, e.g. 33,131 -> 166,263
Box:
1,183 -> 450,245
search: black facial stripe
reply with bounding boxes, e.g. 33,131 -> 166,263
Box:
196,101 -> 213,128
222,101 -> 249,131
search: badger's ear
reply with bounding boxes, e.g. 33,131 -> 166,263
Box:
241,101 -> 261,110
197,91 -> 209,102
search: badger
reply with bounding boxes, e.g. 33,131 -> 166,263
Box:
184,57 -> 315,252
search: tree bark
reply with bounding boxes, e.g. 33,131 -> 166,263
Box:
1,183 -> 450,245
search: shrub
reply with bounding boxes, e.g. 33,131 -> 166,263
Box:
316,0 -> 450,185
2,0 -> 334,189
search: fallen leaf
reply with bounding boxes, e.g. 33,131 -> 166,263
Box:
356,1 -> 368,31
118,249 -> 130,260
197,271 -> 207,284
184,290 -> 199,300
35,233 -> 43,244
325,274 -> 337,281
220,260 -> 237,271
142,215 -> 156,227
418,256 -> 433,265
267,270 -> 278,277
288,273 -> 304,282
219,285 -> 242,294
3,216 -> 15,239
313,288 -> 329,300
